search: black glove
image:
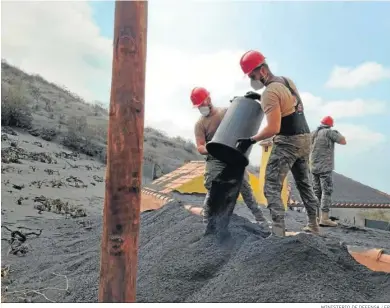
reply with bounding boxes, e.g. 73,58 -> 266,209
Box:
236,137 -> 256,153
244,91 -> 261,101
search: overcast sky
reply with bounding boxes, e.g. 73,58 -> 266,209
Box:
2,1 -> 389,193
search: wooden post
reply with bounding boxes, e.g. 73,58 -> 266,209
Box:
99,0 -> 148,303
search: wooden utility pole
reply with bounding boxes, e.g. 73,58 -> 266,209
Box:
99,0 -> 148,303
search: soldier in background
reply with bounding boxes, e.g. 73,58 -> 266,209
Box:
310,116 -> 346,227
190,86 -> 269,230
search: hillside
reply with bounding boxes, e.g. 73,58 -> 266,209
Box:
0,59 -> 204,303
2,61 -> 390,304
1,60 -> 205,176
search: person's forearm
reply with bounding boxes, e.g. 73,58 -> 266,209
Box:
338,136 -> 347,145
252,125 -> 278,142
197,145 -> 208,155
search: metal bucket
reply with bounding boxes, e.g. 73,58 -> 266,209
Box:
206,96 -> 264,166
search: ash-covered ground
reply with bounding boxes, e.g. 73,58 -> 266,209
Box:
1,128 -> 390,303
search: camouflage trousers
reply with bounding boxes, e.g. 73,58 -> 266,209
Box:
203,158 -> 265,223
312,171 -> 333,213
264,134 -> 319,232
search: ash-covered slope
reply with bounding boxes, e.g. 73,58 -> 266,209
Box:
1,60 -> 203,174
2,202 -> 389,303
137,203 -> 390,303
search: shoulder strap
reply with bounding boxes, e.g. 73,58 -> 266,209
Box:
281,77 -> 302,102
268,77 -> 302,104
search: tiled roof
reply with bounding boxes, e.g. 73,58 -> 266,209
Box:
140,187 -> 175,212
288,172 -> 390,208
145,161 -> 390,209
146,161 -> 205,195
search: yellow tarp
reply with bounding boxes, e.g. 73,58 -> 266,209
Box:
175,144 -> 288,209
176,172 -> 262,203
259,144 -> 288,209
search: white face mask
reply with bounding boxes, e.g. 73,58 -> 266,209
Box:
250,79 -> 264,91
199,106 -> 211,117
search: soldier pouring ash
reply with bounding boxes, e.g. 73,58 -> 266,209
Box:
190,87 -> 269,234
235,50 -> 320,237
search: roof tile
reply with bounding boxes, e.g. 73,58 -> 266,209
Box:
147,161 -> 390,208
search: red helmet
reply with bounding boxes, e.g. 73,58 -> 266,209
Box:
321,116 -> 334,127
240,50 -> 266,75
190,87 -> 210,107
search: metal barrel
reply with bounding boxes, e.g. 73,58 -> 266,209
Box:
206,97 -> 264,166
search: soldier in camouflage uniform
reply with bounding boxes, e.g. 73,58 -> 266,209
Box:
310,116 -> 346,227
190,87 -> 269,229
236,50 -> 320,237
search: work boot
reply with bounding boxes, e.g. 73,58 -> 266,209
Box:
320,211 -> 338,227
271,221 -> 285,237
302,216 -> 320,235
254,211 -> 271,229
256,217 -> 271,230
